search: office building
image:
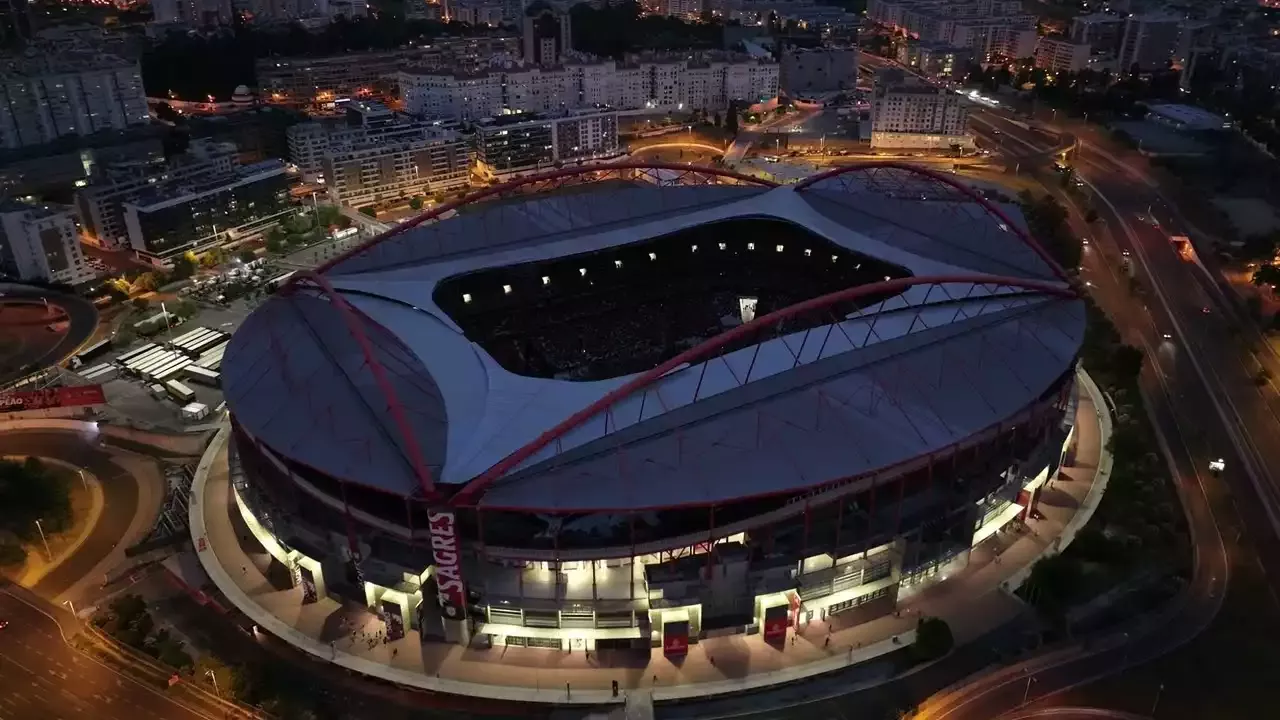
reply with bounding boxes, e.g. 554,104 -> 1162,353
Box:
522,1 -> 571,65
1034,37 -> 1091,73
75,139 -> 251,254
1117,13 -> 1183,71
0,202 -> 95,286
304,101 -> 471,206
0,49 -> 149,150
474,108 -> 620,178
400,53 -> 779,120
869,68 -> 971,150
779,45 -> 858,94
121,159 -> 291,262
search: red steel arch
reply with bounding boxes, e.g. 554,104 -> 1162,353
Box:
793,162 -> 1072,283
447,273 -> 1079,508
310,163 -> 779,276
286,269 -> 438,499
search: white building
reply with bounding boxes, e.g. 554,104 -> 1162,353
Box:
308,102 -> 472,206
0,203 -> 96,286
0,51 -> 149,150
869,69 -> 972,150
1034,37 -> 1091,73
474,107 -> 622,179
780,45 -> 859,94
399,54 -> 779,120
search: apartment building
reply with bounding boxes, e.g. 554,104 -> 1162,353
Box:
0,48 -> 149,149
869,68 -> 971,150
121,159 -> 292,262
257,37 -> 519,110
400,53 -> 779,120
1069,13 -> 1125,56
310,102 -> 471,206
522,2 -> 571,65
1034,37 -> 1091,73
150,0 -> 233,25
0,202 -> 96,286
1117,13 -> 1183,71
897,40 -> 974,80
474,107 -> 621,178
865,0 -> 1035,62
779,45 -> 858,94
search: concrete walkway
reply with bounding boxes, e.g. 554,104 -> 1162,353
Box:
189,368 -> 1112,705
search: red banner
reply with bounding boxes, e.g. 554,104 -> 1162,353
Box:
0,384 -> 105,413
763,605 -> 789,642
428,509 -> 467,620
663,620 -> 689,657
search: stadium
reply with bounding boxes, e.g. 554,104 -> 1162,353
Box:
222,163 -> 1085,652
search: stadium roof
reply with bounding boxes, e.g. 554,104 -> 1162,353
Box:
223,168 -> 1084,512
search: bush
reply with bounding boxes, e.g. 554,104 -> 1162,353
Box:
238,249 -> 257,263
0,542 -> 26,568
132,297 -> 151,311
0,458 -> 72,541
912,617 -> 954,661
359,205 -> 378,218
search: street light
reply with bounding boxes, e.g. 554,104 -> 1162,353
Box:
1022,674 -> 1037,705
206,669 -> 221,697
77,468 -> 88,491
34,518 -> 52,561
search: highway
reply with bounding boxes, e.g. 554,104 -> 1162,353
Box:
0,288 -> 97,384
0,430 -> 142,601
0,586 -> 214,720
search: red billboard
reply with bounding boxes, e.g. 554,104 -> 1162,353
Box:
663,620 -> 689,657
762,605 -> 789,642
0,385 -> 105,414
428,509 -> 467,620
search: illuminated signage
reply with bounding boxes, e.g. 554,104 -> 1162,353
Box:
0,385 -> 106,414
428,509 -> 466,619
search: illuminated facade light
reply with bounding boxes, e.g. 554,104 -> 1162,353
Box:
776,244 -> 784,252
462,293 -> 472,303
542,276 -> 550,285
503,284 -> 512,294
649,252 -> 657,260
747,243 -> 755,250
615,260 -> 623,268
579,268 -> 587,277
804,248 -> 812,257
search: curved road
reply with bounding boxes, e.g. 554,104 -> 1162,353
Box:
0,288 -> 97,383
0,429 -> 140,600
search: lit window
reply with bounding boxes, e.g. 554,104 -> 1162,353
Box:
648,252 -> 657,260
747,243 -> 755,251
884,275 -> 891,281
615,259 -> 623,268
776,244 -> 784,253
691,244 -> 698,252
542,276 -> 550,285
579,267 -> 587,277
502,284 -> 512,294
718,242 -> 726,250
462,293 -> 472,303
831,255 -> 838,262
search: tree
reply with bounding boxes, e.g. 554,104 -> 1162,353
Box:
132,297 -> 151,312
725,102 -> 739,135
1253,264 -> 1280,288
265,235 -> 284,254
238,249 -> 257,263
0,542 -> 25,568
1022,553 -> 1083,622
114,326 -> 138,346
315,204 -> 342,228
199,248 -> 225,269
359,206 -> 378,218
171,299 -> 199,319
1110,344 -> 1145,385
409,196 -> 424,210
134,272 -> 160,293
911,617 -> 954,661
170,254 -> 196,280
1084,208 -> 1099,224
0,459 -> 71,542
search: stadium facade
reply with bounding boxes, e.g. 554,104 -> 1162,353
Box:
222,163 -> 1085,653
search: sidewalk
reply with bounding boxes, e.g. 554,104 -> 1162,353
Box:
190,369 -> 1111,705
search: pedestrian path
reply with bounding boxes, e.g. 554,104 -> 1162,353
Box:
188,369 -> 1112,705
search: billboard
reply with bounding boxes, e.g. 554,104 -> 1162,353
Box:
663,620 -> 690,657
0,384 -> 106,414
762,604 -> 789,642
428,509 -> 467,620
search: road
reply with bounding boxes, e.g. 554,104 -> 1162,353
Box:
0,430 -> 142,602
0,288 -> 97,383
0,587 -> 214,720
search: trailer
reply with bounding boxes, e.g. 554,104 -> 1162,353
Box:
183,365 -> 222,387
165,380 -> 197,404
174,327 -> 217,349
73,338 -> 113,368
128,349 -> 173,374
134,351 -> 182,376
116,343 -> 159,365
195,344 -> 227,369
153,360 -> 194,382
81,364 -> 118,382
169,327 -> 208,347
185,334 -> 226,357
267,271 -> 295,292
147,356 -> 192,381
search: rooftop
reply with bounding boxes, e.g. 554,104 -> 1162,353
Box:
223,172 -> 1081,512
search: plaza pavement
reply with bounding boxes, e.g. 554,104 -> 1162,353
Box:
188,368 -> 1112,705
